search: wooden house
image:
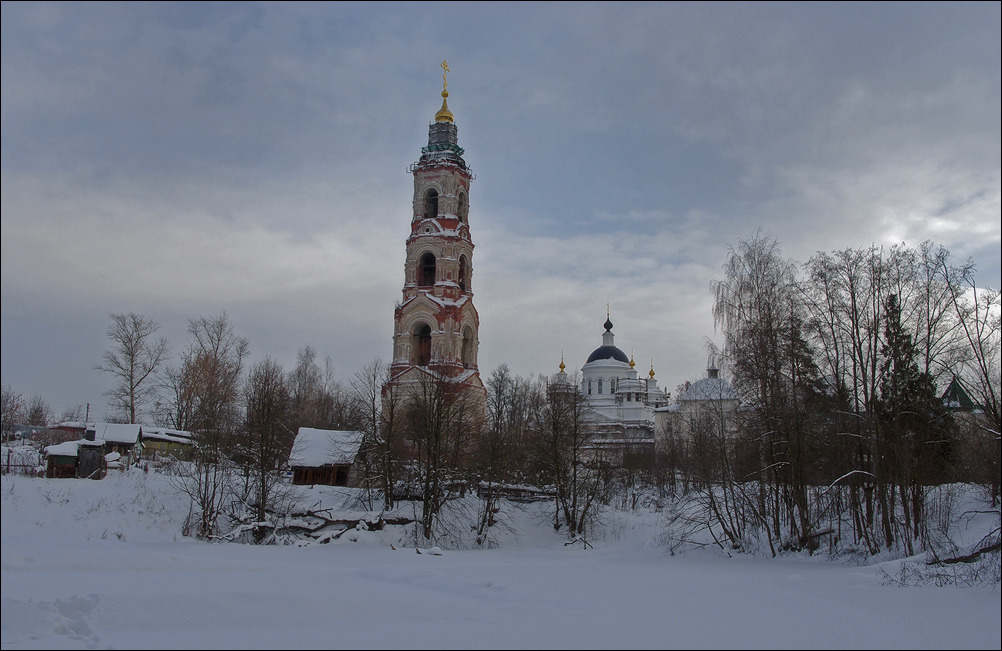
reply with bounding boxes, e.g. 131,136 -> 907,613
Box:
86,423 -> 143,464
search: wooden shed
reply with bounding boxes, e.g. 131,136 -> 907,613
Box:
289,428 -> 363,487
44,439 -> 106,479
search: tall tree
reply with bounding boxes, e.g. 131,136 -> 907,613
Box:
352,358 -> 401,511
164,313 -> 248,539
534,374 -> 603,539
475,365 -> 537,545
185,313 -> 249,452
712,233 -> 827,552
241,357 -> 294,535
96,312 -> 169,423
876,294 -> 952,550
404,369 -> 480,541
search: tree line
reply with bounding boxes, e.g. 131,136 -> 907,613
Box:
2,235 -> 997,557
663,235 -> 999,558
28,309 -> 613,545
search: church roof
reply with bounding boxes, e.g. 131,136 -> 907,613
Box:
586,345 -> 630,364
679,377 -> 739,402
941,377 -> 978,411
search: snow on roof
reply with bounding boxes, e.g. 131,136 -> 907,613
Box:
140,427 -> 194,444
45,440 -> 82,457
289,428 -> 362,467
90,423 -> 143,445
679,377 -> 739,402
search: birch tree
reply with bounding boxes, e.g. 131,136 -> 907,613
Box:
96,312 -> 169,423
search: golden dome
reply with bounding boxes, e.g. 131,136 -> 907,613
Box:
435,90 -> 454,123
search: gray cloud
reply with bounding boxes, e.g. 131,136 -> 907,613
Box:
2,2 -> 998,415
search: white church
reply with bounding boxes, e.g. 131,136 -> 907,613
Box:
551,314 -> 670,463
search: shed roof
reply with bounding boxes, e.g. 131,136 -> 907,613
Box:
289,428 -> 362,467
141,426 -> 194,445
90,423 -> 143,445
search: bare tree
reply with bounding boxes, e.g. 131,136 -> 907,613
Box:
352,358 -> 401,511
165,313 -> 248,539
940,260 -> 1001,505
184,313 -> 249,452
403,368 -> 481,541
472,365 -> 540,545
239,357 -> 295,541
1,384 -> 27,443
56,404 -> 85,424
96,312 -> 169,423
25,394 -> 51,427
533,374 -> 605,540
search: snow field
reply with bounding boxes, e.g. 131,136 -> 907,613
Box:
2,471 -> 999,649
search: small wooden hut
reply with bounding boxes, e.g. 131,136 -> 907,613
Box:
289,428 -> 362,487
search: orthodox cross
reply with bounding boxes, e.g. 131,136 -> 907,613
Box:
441,60 -> 450,92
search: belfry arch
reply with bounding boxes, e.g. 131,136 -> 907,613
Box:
418,252 -> 436,287
458,255 -> 468,292
424,188 -> 439,220
412,323 -> 432,366
461,325 -> 475,367
457,191 -> 468,223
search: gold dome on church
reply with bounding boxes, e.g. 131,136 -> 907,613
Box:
435,90 -> 454,123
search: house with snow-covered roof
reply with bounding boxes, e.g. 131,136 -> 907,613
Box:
288,428 -> 363,487
139,426 -> 194,460
85,423 -> 143,464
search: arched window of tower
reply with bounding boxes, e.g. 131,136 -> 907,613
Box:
458,192 -> 468,223
424,189 -> 439,220
413,323 -> 432,366
418,252 -> 436,287
462,325 -> 474,368
598,378 -> 604,394
587,379 -> 593,395
458,255 -> 468,292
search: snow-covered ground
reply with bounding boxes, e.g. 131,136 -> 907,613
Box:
2,470 -> 999,650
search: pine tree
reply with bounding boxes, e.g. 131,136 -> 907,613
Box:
876,294 -> 952,549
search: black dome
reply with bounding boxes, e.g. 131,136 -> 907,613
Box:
586,345 -> 630,363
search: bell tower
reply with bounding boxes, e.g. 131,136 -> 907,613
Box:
386,62 -> 485,401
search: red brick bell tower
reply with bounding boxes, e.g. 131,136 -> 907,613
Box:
384,62 -> 486,409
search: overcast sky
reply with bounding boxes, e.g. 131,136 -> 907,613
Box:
2,2 -> 1000,420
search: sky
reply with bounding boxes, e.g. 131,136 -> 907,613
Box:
2,2 -> 1000,420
